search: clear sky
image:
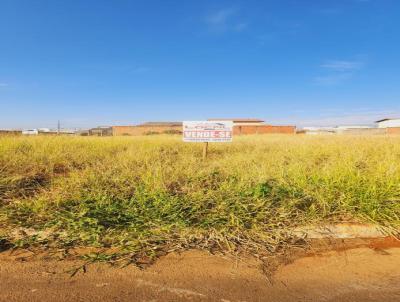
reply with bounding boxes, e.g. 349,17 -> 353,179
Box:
1,0 -> 400,129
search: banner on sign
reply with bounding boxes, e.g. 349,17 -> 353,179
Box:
183,121 -> 233,142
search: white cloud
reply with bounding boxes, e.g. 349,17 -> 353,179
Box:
313,58 -> 366,86
206,8 -> 236,26
0,83 -> 9,87
205,8 -> 246,33
321,60 -> 364,71
313,73 -> 353,86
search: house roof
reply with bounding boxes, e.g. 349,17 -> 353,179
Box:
139,122 -> 183,127
207,118 -> 265,123
375,118 -> 400,123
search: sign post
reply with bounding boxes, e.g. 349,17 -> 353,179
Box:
202,142 -> 209,159
183,121 -> 233,159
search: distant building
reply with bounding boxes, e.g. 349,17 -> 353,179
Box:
140,122 -> 182,127
387,127 -> 400,135
22,129 -> 39,135
336,125 -> 371,131
301,127 -> 336,135
207,118 -> 265,126
88,123 -> 183,136
89,119 -> 295,136
335,125 -> 379,135
207,118 -> 296,135
89,126 -> 113,136
76,129 -> 90,136
38,129 -> 76,135
375,118 -> 400,128
301,126 -> 388,135
111,122 -> 183,136
0,129 -> 22,136
301,122 -> 400,135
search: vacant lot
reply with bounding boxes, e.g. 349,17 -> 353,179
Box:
0,135 -> 399,262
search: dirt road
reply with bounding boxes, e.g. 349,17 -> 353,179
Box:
1,246 -> 399,302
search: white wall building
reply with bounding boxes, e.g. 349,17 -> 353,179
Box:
376,118 -> 400,128
335,125 -> 372,134
302,127 -> 336,135
22,129 -> 39,135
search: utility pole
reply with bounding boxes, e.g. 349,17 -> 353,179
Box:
57,120 -> 61,135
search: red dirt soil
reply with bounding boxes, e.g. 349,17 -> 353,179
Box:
1,238 -> 399,302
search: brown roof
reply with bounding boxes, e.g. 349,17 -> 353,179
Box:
375,118 -> 400,123
207,118 -> 265,123
138,122 -> 183,127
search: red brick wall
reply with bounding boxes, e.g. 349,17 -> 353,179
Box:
233,125 -> 296,135
387,127 -> 400,135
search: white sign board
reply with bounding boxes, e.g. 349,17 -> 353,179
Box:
183,121 -> 233,142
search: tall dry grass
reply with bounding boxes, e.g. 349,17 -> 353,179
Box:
0,135 -> 399,260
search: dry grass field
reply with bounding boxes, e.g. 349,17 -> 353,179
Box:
0,135 -> 399,263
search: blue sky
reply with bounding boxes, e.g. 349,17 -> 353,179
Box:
1,0 -> 400,129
